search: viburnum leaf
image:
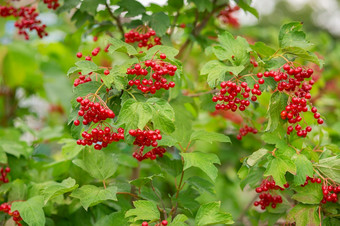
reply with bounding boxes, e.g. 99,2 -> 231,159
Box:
144,45 -> 179,59
247,148 -> 269,166
250,42 -> 276,58
292,182 -> 323,204
189,0 -> 213,12
72,149 -> 118,180
95,211 -> 129,226
201,60 -> 229,88
70,185 -> 117,210
293,154 -> 314,185
168,214 -> 188,226
315,156 -> 340,184
150,12 -> 170,37
59,138 -> 83,160
11,196 -> 45,226
0,140 -> 32,158
181,152 -> 220,181
42,177 -> 79,204
177,186 -> 200,213
286,204 -> 320,226
117,0 -> 146,17
190,130 -> 231,144
264,156 -> 296,187
147,98 -> 175,133
79,0 -> 106,15
240,167 -> 265,190
125,200 -> 160,222
117,98 -> 153,133
187,176 -> 215,194
108,37 -> 138,56
237,0 -> 259,18
213,31 -> 250,66
195,202 -> 234,226
130,174 -> 163,187
282,46 -> 323,67
75,60 -> 98,75
265,91 -> 288,132
278,21 -> 313,49
157,155 -> 183,177
71,81 -> 106,107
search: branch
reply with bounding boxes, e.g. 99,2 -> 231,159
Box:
105,3 -> 125,38
176,2 -> 228,59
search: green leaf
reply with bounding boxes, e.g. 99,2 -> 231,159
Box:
292,182 -> 323,204
282,46 -> 323,67
72,150 -> 118,180
147,98 -> 175,133
125,200 -> 160,222
168,0 -> 184,9
237,0 -> 259,18
264,156 -> 296,187
190,130 -> 230,144
0,140 -> 32,158
11,196 -> 45,226
278,21 -> 313,49
213,31 -> 250,66
117,98 -> 153,132
101,65 -> 128,90
0,149 -> 7,164
240,167 -> 265,190
144,45 -> 179,59
79,0 -> 105,15
315,156 -> 340,184
189,0 -> 212,12
95,211 -> 129,226
187,176 -> 215,194
108,37 -> 138,56
71,185 -> 117,210
169,214 -> 188,226
247,148 -> 269,166
157,155 -> 183,177
265,91 -> 288,132
201,60 -> 229,88
42,177 -> 78,204
59,139 -> 83,160
195,202 -> 233,226
251,42 -> 276,58
287,204 -> 320,226
181,152 -> 220,181
130,174 -> 163,187
67,66 -> 79,76
75,61 -> 98,75
117,0 -> 146,17
150,12 -> 170,37
293,154 -> 314,185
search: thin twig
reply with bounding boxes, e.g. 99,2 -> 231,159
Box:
105,2 -> 125,38
151,181 -> 168,219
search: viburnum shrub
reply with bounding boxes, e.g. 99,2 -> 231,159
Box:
1,1 -> 340,226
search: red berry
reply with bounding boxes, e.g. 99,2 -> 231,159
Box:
104,70 -> 110,75
160,53 -> 166,59
76,52 -> 82,58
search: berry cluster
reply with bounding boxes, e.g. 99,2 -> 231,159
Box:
127,54 -> 177,94
254,179 -> 288,210
73,72 -> 92,87
267,63 -> 324,137
236,125 -> 258,140
129,129 -> 166,161
0,6 -> 47,39
124,27 -> 161,49
218,5 -> 240,28
300,175 -> 322,187
212,80 -> 262,112
0,167 -> 10,183
142,220 -> 168,226
74,97 -> 115,126
77,127 -> 124,150
321,184 -> 340,204
0,203 -> 22,226
43,0 -> 60,10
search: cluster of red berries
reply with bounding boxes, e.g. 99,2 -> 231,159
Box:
0,167 -> 10,183
0,6 -> 47,40
0,203 -> 22,226
43,0 -> 60,10
142,220 -> 168,226
218,5 -> 240,28
236,125 -> 258,140
73,72 -> 92,87
254,179 -> 289,210
129,129 -> 166,161
77,127 -> 124,150
250,59 -> 258,67
212,80 -> 262,112
127,54 -> 177,94
124,28 -> 161,49
268,63 -> 324,137
321,184 -> 340,204
300,175 -> 322,187
74,97 -> 115,126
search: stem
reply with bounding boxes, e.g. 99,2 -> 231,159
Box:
117,192 -> 141,199
105,2 -> 125,38
103,180 -> 106,189
151,181 -> 168,219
